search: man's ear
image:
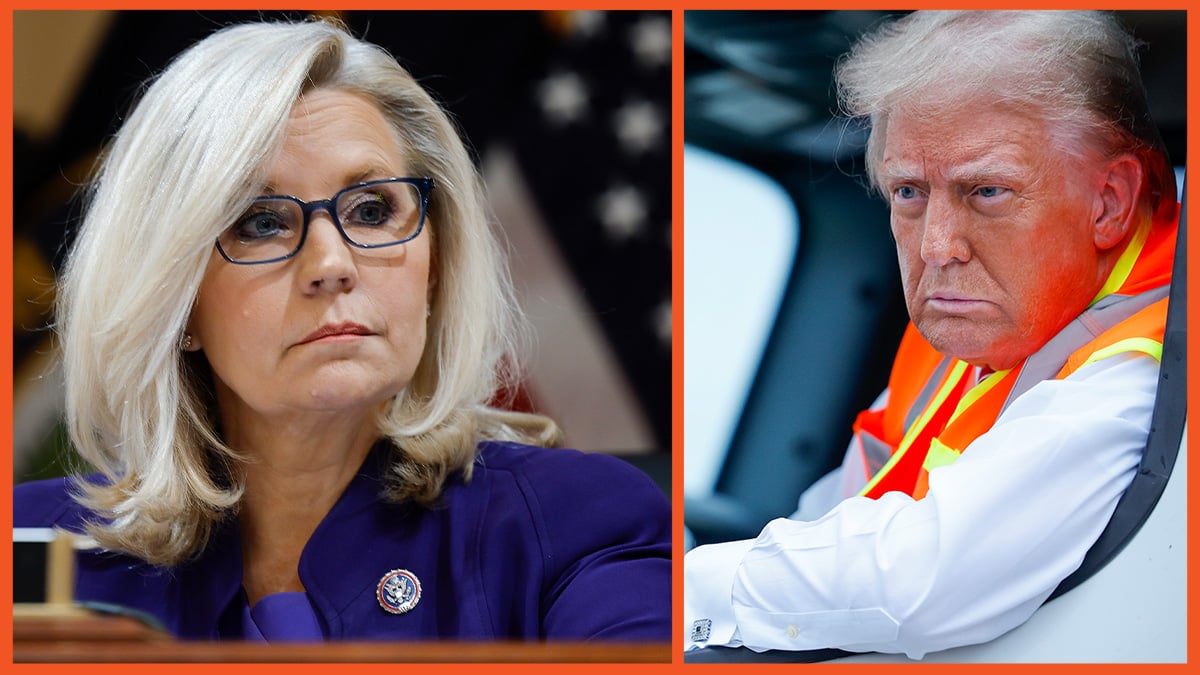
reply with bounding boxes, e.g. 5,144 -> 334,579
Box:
1094,155 -> 1144,250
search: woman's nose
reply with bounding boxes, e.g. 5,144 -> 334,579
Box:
294,212 -> 358,294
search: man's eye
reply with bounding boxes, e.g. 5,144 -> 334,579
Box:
895,185 -> 918,200
976,186 -> 1005,198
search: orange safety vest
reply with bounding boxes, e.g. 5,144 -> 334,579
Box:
854,215 -> 1177,501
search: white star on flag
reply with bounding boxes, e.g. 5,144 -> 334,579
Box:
630,15 -> 671,69
538,71 -> 589,125
570,10 -> 606,38
654,299 -> 672,345
613,99 -> 664,155
597,184 -> 648,241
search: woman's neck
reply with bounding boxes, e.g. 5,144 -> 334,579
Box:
222,407 -> 382,606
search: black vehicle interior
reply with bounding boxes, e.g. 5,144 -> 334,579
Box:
685,10 -> 910,545
683,10 -> 1187,662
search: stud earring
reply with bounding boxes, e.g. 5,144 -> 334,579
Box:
182,333 -> 193,350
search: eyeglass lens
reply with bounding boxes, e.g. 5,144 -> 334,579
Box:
218,180 -> 424,263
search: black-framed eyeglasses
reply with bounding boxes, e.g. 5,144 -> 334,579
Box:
216,177 -> 434,265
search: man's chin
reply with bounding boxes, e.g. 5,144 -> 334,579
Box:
914,318 -> 1003,366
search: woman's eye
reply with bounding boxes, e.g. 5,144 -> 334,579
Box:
235,211 -> 287,240
345,197 -> 393,226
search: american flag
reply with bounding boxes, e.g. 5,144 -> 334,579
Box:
12,10 -> 671,484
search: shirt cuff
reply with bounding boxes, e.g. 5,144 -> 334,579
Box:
683,538 -> 755,650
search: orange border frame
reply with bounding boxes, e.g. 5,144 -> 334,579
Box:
4,3 -> 1196,674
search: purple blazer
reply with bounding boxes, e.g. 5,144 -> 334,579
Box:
13,441 -> 671,641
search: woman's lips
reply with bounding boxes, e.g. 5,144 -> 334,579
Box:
297,322 -> 374,345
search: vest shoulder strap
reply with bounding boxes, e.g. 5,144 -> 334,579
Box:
1058,297 -> 1169,378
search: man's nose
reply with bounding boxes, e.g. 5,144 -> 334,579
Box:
920,193 -> 971,266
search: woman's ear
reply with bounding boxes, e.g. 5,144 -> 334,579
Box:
182,318 -> 202,352
182,332 -> 202,352
1093,155 -> 1144,250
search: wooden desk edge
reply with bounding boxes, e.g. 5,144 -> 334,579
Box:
14,640 -> 672,663
14,608 -> 671,662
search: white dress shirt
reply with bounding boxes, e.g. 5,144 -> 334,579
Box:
684,351 -> 1158,659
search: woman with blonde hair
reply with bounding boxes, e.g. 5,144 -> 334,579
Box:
15,18 -> 670,642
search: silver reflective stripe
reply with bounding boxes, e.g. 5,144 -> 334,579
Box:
903,356 -> 954,431
859,430 -> 894,476
1002,286 -> 1170,411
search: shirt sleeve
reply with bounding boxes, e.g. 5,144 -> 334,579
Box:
683,351 -> 1158,659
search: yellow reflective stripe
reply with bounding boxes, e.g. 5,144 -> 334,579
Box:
922,438 -> 960,472
947,367 -> 1013,426
1089,223 -> 1149,306
1080,337 -> 1163,368
858,360 -> 970,497
904,358 -> 953,430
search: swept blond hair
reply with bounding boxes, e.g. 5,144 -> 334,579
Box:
58,19 -> 558,566
837,10 -> 1174,221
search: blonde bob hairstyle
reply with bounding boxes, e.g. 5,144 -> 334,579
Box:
836,10 -> 1176,224
58,19 -> 559,566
